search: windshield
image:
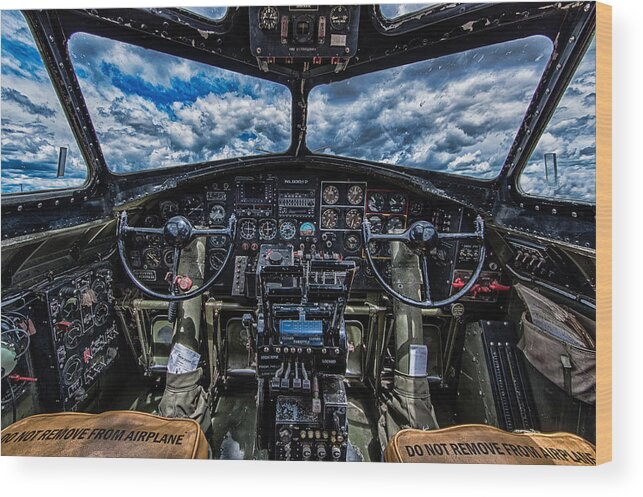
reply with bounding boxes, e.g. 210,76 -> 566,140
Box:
68,33 -> 291,173
307,35 -> 553,179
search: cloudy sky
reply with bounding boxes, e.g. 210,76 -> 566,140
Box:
519,37 -> 596,203
1,7 -> 595,203
308,35 -> 555,179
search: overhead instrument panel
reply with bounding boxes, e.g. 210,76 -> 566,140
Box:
249,5 -> 361,68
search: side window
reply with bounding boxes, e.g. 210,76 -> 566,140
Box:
1,11 -> 88,194
519,37 -> 596,203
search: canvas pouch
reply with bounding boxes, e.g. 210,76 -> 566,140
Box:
515,285 -> 596,404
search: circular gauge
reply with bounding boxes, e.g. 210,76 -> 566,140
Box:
259,219 -> 278,241
410,199 -> 424,216
93,302 -> 109,327
91,278 -> 107,298
239,219 -> 257,240
62,297 -> 79,319
259,6 -> 279,30
182,196 -> 204,222
163,249 -> 175,268
347,184 -> 364,205
368,192 -> 385,212
345,209 -> 363,229
142,247 -> 162,269
367,240 -> 381,257
279,220 -> 297,241
367,215 -> 383,234
63,321 -> 83,349
300,221 -> 316,237
389,193 -> 407,213
323,185 -> 340,205
321,208 -> 339,229
144,214 -> 161,227
330,5 -> 351,30
208,235 -> 228,249
344,233 -> 361,252
209,249 -> 228,272
209,204 -> 226,225
160,200 -> 179,220
62,356 -> 83,385
385,216 -> 405,233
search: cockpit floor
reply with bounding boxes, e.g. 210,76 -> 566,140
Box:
101,372 -> 382,462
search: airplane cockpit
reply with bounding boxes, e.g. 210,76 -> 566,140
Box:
1,4 -> 598,462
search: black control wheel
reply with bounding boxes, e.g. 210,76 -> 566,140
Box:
117,211 -> 236,301
362,215 -> 486,308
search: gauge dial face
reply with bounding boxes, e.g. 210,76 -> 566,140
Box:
208,235 -> 228,248
63,321 -> 83,349
163,249 -> 175,268
410,199 -> 424,216
344,233 -> 360,252
347,184 -> 364,205
94,303 -> 109,327
279,220 -> 297,240
386,216 -> 404,233
63,356 -> 83,385
160,200 -> 179,220
299,221 -> 316,237
345,209 -> 363,229
144,214 -> 161,227
209,249 -> 228,271
143,247 -> 162,269
389,193 -> 407,213
329,5 -> 351,30
367,192 -> 385,212
322,185 -> 340,205
259,6 -> 279,30
367,215 -> 383,234
259,219 -> 278,241
321,208 -> 339,229
91,279 -> 107,298
239,219 -> 257,240
182,196 -> 204,221
209,204 -> 226,225
62,297 -> 79,319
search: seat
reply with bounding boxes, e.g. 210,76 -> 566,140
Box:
384,424 -> 596,465
1,410 -> 209,459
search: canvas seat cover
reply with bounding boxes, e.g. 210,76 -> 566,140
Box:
1,410 -> 209,459
384,424 -> 596,465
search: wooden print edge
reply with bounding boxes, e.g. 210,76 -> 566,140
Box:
595,1 -> 612,465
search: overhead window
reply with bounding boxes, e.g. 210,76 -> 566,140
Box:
181,6 -> 229,21
1,11 -> 88,194
379,4 -> 437,19
519,37 -> 596,204
68,33 -> 291,173
307,35 -> 553,179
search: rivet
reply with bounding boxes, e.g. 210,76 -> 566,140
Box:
552,208 -> 557,214
572,212 -> 577,218
37,202 -> 42,209
17,205 -> 23,212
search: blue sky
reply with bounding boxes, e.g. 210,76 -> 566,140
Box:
1,7 -> 596,202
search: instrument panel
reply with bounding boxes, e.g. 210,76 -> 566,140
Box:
124,171 -> 505,302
